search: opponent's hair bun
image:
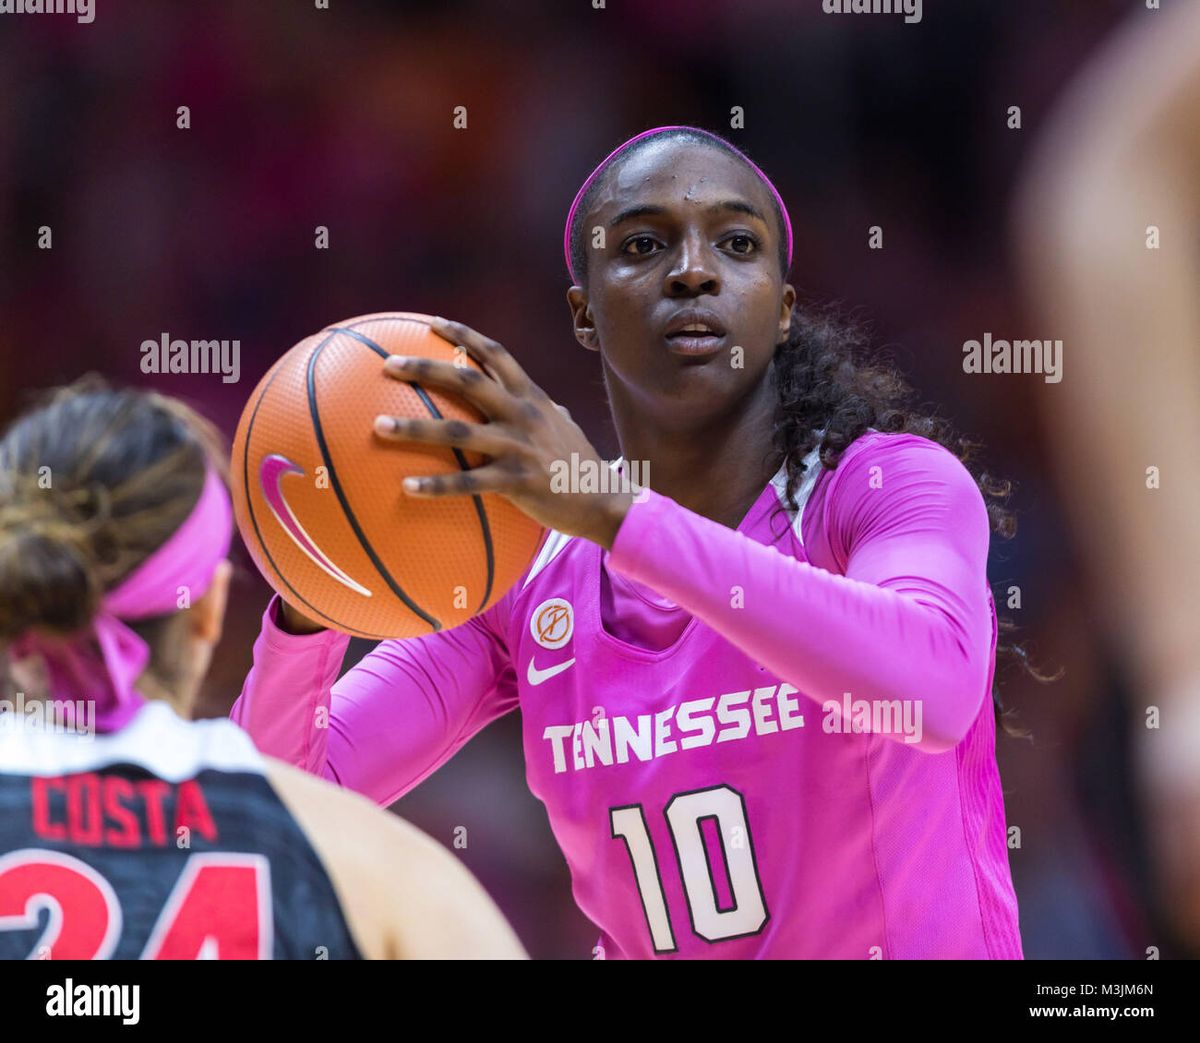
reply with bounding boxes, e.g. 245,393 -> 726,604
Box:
0,484 -> 107,641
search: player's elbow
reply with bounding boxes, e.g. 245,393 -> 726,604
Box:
903,607 -> 992,753
889,633 -> 988,754
913,724 -> 970,756
910,671 -> 989,754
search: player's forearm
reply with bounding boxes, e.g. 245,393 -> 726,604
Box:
321,628 -> 518,806
231,593 -> 519,808
607,490 -> 990,754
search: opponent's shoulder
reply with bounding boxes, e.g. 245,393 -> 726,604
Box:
261,758 -> 395,957
262,758 -> 525,959
262,758 -> 453,894
261,756 -> 391,844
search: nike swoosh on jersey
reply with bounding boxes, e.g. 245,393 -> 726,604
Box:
527,656 -> 577,686
259,454 -> 373,597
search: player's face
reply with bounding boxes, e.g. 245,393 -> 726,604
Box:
570,141 -> 794,428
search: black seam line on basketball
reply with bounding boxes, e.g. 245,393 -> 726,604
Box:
328,325 -> 496,613
241,335 -> 378,640
307,336 -> 443,633
409,385 -> 496,613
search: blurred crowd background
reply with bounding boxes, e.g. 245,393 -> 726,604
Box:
0,0 -> 1184,958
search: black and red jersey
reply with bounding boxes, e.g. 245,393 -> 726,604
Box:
0,702 -> 361,960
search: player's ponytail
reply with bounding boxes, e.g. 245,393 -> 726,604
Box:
0,482 -> 107,642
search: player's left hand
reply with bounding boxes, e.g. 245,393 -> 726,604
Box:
374,316 -> 637,549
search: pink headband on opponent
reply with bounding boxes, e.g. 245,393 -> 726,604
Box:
563,124 -> 794,283
8,464 -> 233,734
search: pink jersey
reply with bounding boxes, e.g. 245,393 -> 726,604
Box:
231,431 -> 1023,959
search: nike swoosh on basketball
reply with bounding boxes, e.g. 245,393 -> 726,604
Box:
259,453 -> 373,597
527,656 -> 576,686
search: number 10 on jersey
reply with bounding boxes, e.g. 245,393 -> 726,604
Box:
610,783 -> 768,953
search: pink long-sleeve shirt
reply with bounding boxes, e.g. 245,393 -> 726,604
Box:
230,431 -> 1023,959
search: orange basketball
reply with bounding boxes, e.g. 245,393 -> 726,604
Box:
230,312 -> 545,639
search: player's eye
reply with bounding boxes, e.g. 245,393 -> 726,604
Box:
620,235 -> 661,257
722,232 -> 760,255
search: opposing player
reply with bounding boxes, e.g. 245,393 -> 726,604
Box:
234,126 -> 1023,959
0,378 -> 525,960
1015,2 -> 1200,952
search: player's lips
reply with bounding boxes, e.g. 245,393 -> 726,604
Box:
663,309 -> 728,357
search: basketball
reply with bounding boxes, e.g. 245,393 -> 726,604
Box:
230,312 -> 546,639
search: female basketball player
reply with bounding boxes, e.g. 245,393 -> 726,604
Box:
0,378 -> 525,959
233,126 -> 1024,959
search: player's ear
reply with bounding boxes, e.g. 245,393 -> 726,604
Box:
191,559 -> 232,645
777,284 -> 796,345
567,286 -> 600,353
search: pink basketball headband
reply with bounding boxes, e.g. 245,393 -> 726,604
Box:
8,464 -> 233,733
563,125 -> 794,283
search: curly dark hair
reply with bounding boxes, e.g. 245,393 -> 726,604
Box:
567,125 -> 1047,740
772,303 -> 1054,738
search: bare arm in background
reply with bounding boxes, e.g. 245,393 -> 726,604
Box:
1014,1 -> 1200,949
